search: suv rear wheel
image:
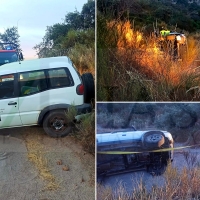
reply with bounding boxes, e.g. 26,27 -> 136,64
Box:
43,110 -> 73,138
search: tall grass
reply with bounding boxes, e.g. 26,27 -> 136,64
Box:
75,111 -> 95,155
65,106 -> 95,155
97,17 -> 200,101
67,43 -> 95,75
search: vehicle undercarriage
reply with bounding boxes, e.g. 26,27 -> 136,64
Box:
97,130 -> 174,181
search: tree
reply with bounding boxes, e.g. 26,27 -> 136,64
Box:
34,1 -> 95,58
81,0 -> 95,29
65,11 -> 83,30
64,1 -> 95,30
0,26 -> 21,50
45,23 -> 70,44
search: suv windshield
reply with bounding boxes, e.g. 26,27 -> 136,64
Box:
0,51 -> 18,66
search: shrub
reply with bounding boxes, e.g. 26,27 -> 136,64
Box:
74,111 -> 95,155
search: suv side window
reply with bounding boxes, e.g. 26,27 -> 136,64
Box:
19,70 -> 47,96
47,68 -> 74,88
0,74 -> 15,99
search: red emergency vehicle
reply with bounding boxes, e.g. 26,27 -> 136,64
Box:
0,43 -> 23,66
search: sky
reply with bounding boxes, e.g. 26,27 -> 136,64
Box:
0,0 -> 88,60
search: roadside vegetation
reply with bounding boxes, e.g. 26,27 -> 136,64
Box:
97,0 -> 200,101
72,111 -> 95,155
66,106 -> 95,155
97,153 -> 200,200
34,0 -> 95,75
74,111 -> 95,155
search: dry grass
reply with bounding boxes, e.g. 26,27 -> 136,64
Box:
97,152 -> 200,200
97,19 -> 200,101
64,105 -> 95,155
24,133 -> 60,191
73,111 -> 95,155
68,43 -> 95,75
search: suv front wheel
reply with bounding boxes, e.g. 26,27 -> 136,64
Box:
43,110 -> 73,138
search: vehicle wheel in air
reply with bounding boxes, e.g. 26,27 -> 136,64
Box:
143,131 -> 165,148
81,73 -> 95,103
43,110 -> 73,138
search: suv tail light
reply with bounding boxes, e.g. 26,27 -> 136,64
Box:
76,84 -> 84,95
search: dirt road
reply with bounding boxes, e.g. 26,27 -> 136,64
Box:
0,126 -> 95,200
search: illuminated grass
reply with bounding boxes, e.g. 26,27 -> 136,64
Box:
97,19 -> 200,101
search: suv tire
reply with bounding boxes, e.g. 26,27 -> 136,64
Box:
81,73 -> 95,103
43,110 -> 73,138
143,131 -> 165,148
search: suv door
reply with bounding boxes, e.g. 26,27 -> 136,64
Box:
18,68 -> 75,126
18,70 -> 48,125
0,73 -> 22,128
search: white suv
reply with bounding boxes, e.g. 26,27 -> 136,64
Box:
97,129 -> 174,178
0,56 -> 94,137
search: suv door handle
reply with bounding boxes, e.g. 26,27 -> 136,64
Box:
8,101 -> 17,105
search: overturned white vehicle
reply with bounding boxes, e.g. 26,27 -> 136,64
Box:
97,129 -> 174,179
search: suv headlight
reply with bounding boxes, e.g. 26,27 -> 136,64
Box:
176,35 -> 181,41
